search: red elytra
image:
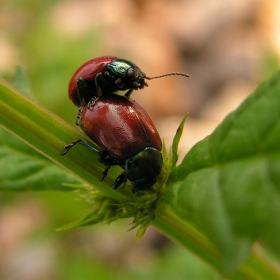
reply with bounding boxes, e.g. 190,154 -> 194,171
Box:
69,56 -> 117,107
78,94 -> 162,160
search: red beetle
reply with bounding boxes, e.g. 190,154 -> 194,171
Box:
68,56 -> 190,107
62,94 -> 163,192
68,56 -> 147,107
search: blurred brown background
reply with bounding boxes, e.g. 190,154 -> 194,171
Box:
0,0 -> 279,279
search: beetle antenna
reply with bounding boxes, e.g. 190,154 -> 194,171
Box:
146,72 -> 190,80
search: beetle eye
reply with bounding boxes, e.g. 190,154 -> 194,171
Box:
127,68 -> 134,78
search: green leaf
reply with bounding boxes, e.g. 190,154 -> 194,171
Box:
171,114 -> 188,169
0,129 -> 81,191
135,221 -> 151,243
13,66 -> 35,99
164,71 -> 280,273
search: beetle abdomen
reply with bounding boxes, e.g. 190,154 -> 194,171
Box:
79,94 -> 162,160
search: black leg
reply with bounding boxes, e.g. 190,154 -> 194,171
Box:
75,107 -> 83,126
87,96 -> 99,109
94,73 -> 104,97
98,152 -> 120,167
124,89 -> 133,98
100,165 -> 111,181
76,77 -> 93,106
61,139 -> 100,155
62,139 -> 128,190
112,172 -> 127,189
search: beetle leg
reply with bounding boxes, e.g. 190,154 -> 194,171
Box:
95,73 -> 104,97
98,154 -> 119,167
97,152 -> 122,182
75,107 -> 83,126
114,78 -> 125,89
87,96 -> 99,109
100,165 -> 111,181
112,172 -> 127,190
61,139 -> 82,155
124,89 -> 133,98
61,139 -> 100,155
105,71 -> 125,89
76,78 -> 92,106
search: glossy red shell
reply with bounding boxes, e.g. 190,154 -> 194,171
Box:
79,94 -> 162,160
68,56 -> 117,106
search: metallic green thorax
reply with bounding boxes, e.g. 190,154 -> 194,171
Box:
107,60 -> 133,77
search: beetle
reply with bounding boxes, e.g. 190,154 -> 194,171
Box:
62,94 -> 163,192
68,55 -> 190,107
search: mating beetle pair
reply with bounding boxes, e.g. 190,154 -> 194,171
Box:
63,94 -> 163,192
63,56 -> 189,192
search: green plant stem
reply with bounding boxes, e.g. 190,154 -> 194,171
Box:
154,204 -> 221,268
